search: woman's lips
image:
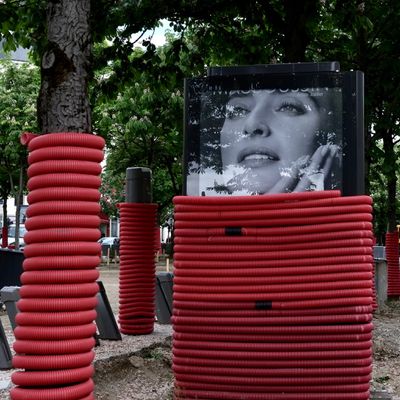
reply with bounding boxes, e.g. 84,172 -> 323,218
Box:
238,146 -> 280,168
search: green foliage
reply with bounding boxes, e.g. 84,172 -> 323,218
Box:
0,1 -> 47,64
0,59 -> 39,235
0,59 -> 39,191
99,170 -> 125,218
92,41 -> 185,222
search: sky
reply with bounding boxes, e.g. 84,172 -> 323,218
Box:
133,19 -> 169,48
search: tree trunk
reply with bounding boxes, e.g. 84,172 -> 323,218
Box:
281,0 -> 319,62
38,0 -> 91,133
13,167 -> 25,250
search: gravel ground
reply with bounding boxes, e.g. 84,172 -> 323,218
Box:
0,262 -> 399,399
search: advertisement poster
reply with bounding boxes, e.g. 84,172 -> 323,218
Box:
184,65 -> 364,196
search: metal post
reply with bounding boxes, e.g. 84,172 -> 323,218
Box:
125,167 -> 152,203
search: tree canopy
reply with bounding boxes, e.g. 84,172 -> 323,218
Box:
0,0 -> 399,233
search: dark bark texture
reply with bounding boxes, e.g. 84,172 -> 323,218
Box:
38,0 -> 91,133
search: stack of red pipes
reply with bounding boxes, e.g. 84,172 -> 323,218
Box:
11,132 -> 104,400
172,190 -> 374,400
118,202 -> 158,335
385,230 -> 400,298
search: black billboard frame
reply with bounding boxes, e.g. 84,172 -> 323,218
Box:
182,63 -> 364,197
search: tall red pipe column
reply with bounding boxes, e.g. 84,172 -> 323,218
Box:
11,132 -> 104,400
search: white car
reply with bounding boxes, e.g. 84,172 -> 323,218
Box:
6,225 -> 27,250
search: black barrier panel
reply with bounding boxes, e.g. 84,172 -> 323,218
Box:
155,272 -> 173,324
96,281 -> 122,340
0,249 -> 23,290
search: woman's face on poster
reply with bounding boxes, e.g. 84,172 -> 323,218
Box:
220,89 -> 324,194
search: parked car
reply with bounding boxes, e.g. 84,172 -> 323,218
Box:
98,236 -> 120,259
6,225 -> 27,250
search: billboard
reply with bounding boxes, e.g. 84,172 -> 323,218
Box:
183,63 -> 364,196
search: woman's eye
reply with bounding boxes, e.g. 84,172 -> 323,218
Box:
225,104 -> 250,119
276,102 -> 306,115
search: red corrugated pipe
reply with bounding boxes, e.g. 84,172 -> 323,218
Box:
10,132 -> 104,400
386,230 -> 400,297
172,192 -> 373,400
118,203 -> 157,334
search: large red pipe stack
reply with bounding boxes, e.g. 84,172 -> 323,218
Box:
172,190 -> 374,400
11,132 -> 104,400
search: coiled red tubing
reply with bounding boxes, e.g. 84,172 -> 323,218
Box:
118,203 -> 157,334
10,132 -> 104,400
172,191 -> 374,399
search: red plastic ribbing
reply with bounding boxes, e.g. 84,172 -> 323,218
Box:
173,354 -> 373,368
174,279 -> 371,294
16,310 -> 97,326
12,351 -> 95,370
28,187 -> 100,204
28,160 -> 101,177
174,246 -> 371,261
173,190 -> 341,205
13,338 -> 96,355
24,228 -> 101,244
174,297 -> 373,311
17,297 -> 98,312
23,256 -> 100,271
28,174 -> 101,191
173,347 -> 372,361
11,379 -> 94,400
174,304 -> 373,318
173,194 -> 372,213
20,270 -> 99,285
11,133 -> 104,400
173,338 -> 372,352
12,365 -> 94,386
118,203 -> 157,335
173,271 -> 372,286
174,238 -> 373,253
386,230 -> 400,297
14,323 -> 97,340
174,263 -> 372,278
174,221 -> 373,237
174,381 -> 371,394
173,332 -> 372,345
174,204 -> 372,222
27,201 -> 100,217
173,322 -> 374,336
175,388 -> 370,400
174,372 -> 371,386
174,255 -> 373,269
174,231 -> 373,245
173,288 -> 373,302
28,147 -> 103,164
173,364 -> 372,378
174,212 -> 373,228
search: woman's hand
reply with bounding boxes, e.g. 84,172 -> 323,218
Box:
268,144 -> 339,193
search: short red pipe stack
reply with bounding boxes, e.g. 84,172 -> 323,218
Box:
172,190 -> 374,400
118,203 -> 157,334
386,230 -> 400,298
11,132 -> 104,400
